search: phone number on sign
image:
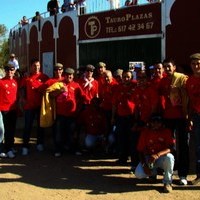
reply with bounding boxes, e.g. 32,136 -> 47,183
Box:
106,22 -> 154,33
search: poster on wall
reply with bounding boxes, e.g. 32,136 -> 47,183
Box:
43,52 -> 54,78
129,61 -> 145,71
129,61 -> 145,80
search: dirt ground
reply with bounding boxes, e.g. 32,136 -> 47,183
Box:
0,121 -> 200,200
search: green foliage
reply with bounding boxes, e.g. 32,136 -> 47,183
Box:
0,24 -> 7,37
0,39 -> 9,67
0,24 -> 9,67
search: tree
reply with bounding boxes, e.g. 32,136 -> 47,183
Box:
0,24 -> 9,67
0,24 -> 7,37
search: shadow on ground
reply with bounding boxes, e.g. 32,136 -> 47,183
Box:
0,122 -> 199,195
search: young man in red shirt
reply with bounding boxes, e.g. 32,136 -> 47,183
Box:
77,97 -> 107,152
96,62 -> 107,92
134,70 -> 160,123
150,61 -> 166,88
52,67 -> 86,157
19,58 -> 49,156
112,70 -> 137,165
77,64 -> 98,106
0,65 -> 19,158
44,63 -> 64,88
135,115 -> 175,193
158,58 -> 189,185
186,53 -> 200,185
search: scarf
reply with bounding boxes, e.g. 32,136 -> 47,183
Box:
83,76 -> 94,90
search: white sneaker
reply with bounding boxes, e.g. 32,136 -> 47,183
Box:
7,150 -> 15,158
22,147 -> 29,156
36,144 -> 44,152
54,152 -> 61,157
0,152 -> 8,158
179,177 -> 188,185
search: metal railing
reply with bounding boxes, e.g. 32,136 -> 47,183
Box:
10,0 -> 153,33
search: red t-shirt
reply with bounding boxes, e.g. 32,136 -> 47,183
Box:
0,78 -> 18,111
77,78 -> 98,104
78,106 -> 107,135
20,72 -> 49,109
137,127 -> 174,155
186,75 -> 200,113
44,77 -> 64,88
99,79 -> 118,111
56,81 -> 85,116
112,81 -> 137,116
149,77 -> 165,112
134,84 -> 159,122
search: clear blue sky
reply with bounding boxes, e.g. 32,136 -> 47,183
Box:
0,0 -> 47,32
0,0 -> 147,34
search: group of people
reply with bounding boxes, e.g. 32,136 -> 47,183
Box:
109,0 -> 160,9
61,0 -> 86,14
19,0 -> 161,28
47,0 -> 87,15
19,0 -> 86,28
0,53 -> 200,193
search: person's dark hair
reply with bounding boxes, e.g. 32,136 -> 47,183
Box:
154,60 -> 162,65
123,69 -> 133,74
163,58 -> 176,66
30,58 -> 39,65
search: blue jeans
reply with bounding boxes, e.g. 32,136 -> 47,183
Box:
85,134 -> 104,149
23,108 -> 44,148
135,153 -> 175,184
192,113 -> 200,175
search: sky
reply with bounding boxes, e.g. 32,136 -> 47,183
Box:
0,0 -> 147,35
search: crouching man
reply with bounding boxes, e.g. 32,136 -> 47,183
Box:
135,115 -> 175,193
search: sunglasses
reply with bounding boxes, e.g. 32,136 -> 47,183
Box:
6,68 -> 15,71
54,68 -> 63,71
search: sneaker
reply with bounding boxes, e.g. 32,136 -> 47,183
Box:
0,152 -> 8,158
22,147 -> 29,156
7,150 -> 15,158
163,184 -> 173,193
54,152 -> 61,157
130,166 -> 136,174
36,144 -> 44,152
179,177 -> 188,185
191,177 -> 200,185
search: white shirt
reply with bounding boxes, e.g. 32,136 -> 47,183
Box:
8,59 -> 19,70
108,0 -> 120,9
